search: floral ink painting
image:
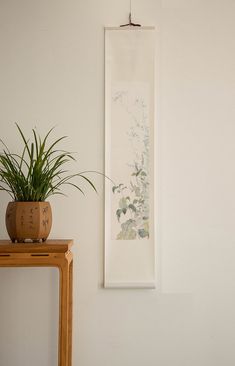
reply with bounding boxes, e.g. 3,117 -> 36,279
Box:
105,27 -> 156,288
111,86 -> 150,240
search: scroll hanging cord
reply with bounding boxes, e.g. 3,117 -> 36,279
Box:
120,0 -> 141,27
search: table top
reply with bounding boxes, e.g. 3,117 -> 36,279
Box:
0,239 -> 73,253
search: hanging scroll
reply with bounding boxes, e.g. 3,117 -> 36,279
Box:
105,27 -> 156,288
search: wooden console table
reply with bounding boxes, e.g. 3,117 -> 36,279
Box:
0,239 -> 73,366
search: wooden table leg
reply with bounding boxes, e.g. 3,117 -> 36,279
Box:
68,259 -> 73,366
58,252 -> 73,366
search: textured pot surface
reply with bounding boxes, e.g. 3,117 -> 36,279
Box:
5,201 -> 52,243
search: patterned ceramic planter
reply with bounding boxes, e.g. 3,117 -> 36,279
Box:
5,201 -> 52,243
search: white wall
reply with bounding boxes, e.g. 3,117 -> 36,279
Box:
0,0 -> 235,365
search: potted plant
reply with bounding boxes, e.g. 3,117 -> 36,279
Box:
0,124 -> 97,242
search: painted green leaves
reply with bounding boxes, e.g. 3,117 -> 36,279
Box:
112,91 -> 150,240
113,154 -> 150,240
113,181 -> 149,240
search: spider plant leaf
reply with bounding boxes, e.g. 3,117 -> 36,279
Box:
63,182 -> 85,195
77,174 -> 97,193
15,123 -> 31,156
32,128 -> 39,159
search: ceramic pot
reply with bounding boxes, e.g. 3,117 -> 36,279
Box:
5,201 -> 52,243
